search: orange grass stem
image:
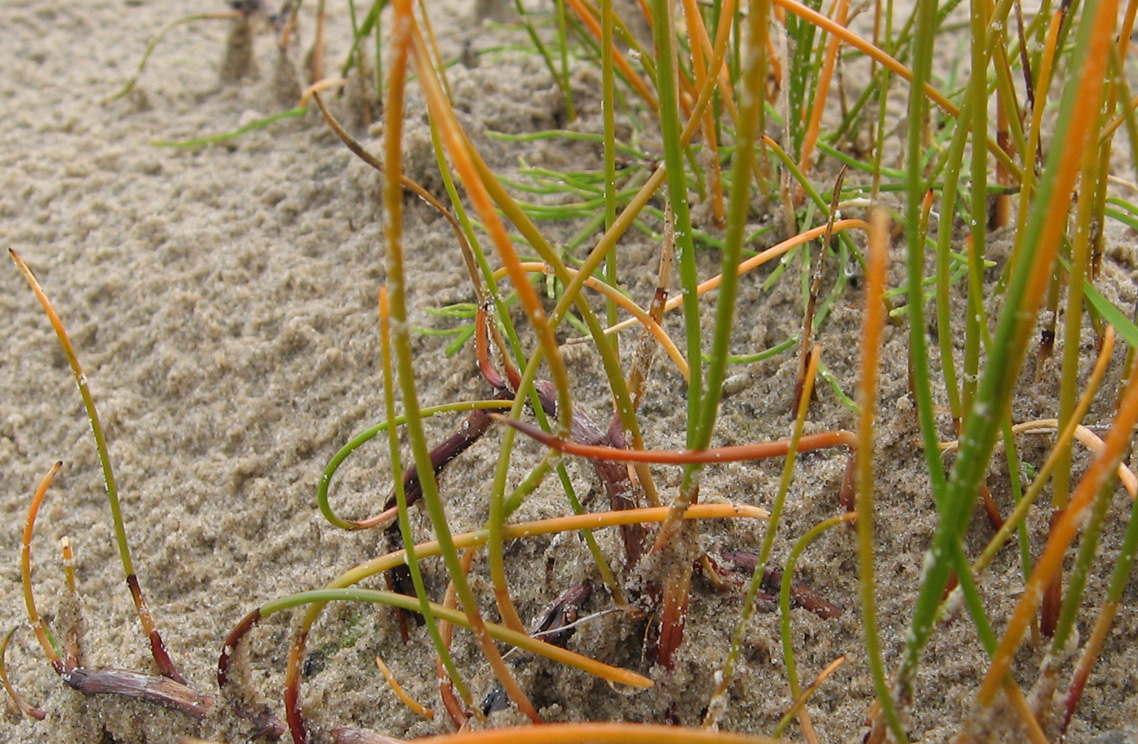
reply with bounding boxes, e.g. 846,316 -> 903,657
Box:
856,208 -> 898,737
297,77 -> 347,107
410,723 -> 788,744
680,0 -> 726,223
496,415 -> 856,464
376,655 -> 434,720
437,551 -> 469,729
20,461 -> 64,671
797,0 -> 850,191
1005,420 -> 1136,497
328,504 -> 769,591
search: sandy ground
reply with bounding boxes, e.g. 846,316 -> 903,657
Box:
3,1 -> 1138,742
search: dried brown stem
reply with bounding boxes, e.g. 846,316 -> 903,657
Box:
59,667 -> 213,719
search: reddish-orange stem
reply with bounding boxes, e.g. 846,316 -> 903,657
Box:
496,415 -> 856,464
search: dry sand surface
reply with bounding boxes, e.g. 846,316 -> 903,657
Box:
3,1 -> 1138,742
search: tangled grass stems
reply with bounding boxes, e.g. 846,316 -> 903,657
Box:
882,0 -> 1128,736
265,587 -> 654,688
221,504 -> 769,735
405,17 -> 589,656
964,358 -> 1138,732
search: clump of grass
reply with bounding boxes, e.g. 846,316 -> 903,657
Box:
9,0 -> 1138,741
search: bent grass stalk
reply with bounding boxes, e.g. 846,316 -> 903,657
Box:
109,11 -> 240,101
496,416 -> 857,464
773,657 -> 847,743
502,263 -> 691,379
0,626 -> 46,720
602,219 -> 870,337
402,18 -> 665,625
10,249 -> 185,685
317,398 -> 512,530
20,461 -> 65,672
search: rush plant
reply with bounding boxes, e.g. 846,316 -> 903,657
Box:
6,0 -> 1138,741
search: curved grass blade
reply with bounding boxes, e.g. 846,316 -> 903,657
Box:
11,249 -> 185,685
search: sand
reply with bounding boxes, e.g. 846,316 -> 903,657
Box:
3,1 -> 1138,742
